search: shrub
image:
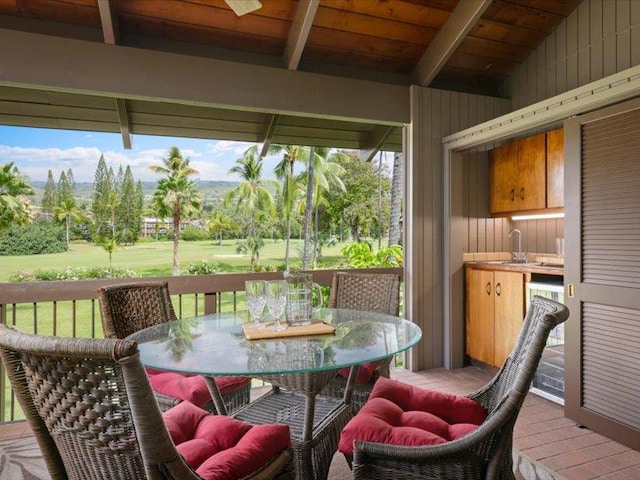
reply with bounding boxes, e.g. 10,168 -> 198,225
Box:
181,226 -> 210,241
0,219 -> 66,255
186,259 -> 219,275
9,266 -> 137,282
342,242 -> 403,268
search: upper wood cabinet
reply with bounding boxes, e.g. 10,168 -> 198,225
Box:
546,128 -> 564,209
489,130 -> 564,215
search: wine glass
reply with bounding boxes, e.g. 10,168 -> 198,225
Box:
245,280 -> 266,330
266,280 -> 288,332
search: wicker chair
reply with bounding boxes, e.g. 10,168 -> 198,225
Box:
339,295 -> 570,480
0,324 -> 296,480
97,282 -> 251,414
322,271 -> 401,410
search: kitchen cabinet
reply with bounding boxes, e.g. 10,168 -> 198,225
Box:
489,132 -> 547,215
546,128 -> 564,208
466,267 -> 526,367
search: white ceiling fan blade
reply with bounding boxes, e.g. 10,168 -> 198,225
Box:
224,0 -> 262,16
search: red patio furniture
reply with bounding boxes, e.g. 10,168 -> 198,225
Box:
97,281 -> 251,414
339,295 -> 569,479
322,271 -> 401,410
0,324 -> 295,480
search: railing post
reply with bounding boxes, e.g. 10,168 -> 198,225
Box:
204,293 -> 217,314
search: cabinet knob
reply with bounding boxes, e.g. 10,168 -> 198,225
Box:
496,282 -> 502,296
510,188 -> 515,201
520,187 -> 525,200
485,282 -> 491,295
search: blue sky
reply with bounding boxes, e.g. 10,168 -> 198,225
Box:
0,125 -> 277,183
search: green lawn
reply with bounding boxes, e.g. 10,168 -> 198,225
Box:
0,238 -> 349,282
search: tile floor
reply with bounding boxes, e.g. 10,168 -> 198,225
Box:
2,366 -> 639,480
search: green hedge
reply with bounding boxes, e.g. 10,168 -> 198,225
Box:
0,219 -> 66,255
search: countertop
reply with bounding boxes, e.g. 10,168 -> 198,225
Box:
465,261 -> 564,276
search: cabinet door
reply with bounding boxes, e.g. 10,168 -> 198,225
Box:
493,271 -> 525,367
466,268 -> 495,365
546,128 -> 564,208
489,142 -> 518,214
516,133 -> 546,211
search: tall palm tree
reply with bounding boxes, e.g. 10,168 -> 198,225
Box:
267,144 -> 308,271
150,147 -> 202,276
300,147 -> 346,268
53,198 -> 85,252
224,147 -> 275,268
388,152 -> 403,246
0,162 -> 33,233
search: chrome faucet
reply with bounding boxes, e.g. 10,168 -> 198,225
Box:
508,229 -> 528,263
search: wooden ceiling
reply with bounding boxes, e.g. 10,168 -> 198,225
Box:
0,0 -> 581,151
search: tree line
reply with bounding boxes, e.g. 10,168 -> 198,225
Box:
1,144 -> 402,275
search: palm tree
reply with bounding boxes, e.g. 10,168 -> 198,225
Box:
267,144 -> 308,271
53,198 -> 85,252
209,210 -> 237,246
300,147 -> 346,268
0,162 -> 34,233
388,152 -> 403,246
150,147 -> 202,276
224,147 -> 275,268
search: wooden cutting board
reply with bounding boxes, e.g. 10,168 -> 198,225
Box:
242,320 -> 335,340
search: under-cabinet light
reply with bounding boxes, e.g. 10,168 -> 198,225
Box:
511,212 -> 565,221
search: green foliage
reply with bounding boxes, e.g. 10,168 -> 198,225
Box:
181,225 -> 210,241
0,162 -> 34,232
41,169 -> 56,214
186,259 -> 219,275
251,263 -> 275,272
342,241 -> 403,268
9,265 -> 136,282
0,219 -> 66,255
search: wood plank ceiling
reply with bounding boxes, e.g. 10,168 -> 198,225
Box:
0,0 -> 581,151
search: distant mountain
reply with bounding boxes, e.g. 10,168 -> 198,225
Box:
29,180 -> 239,207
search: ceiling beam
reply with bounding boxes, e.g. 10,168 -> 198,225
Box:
283,0 -> 319,70
97,0 -> 132,149
0,29 -> 409,125
412,0 -> 491,86
115,98 -> 131,149
97,0 -> 119,44
259,114 -> 280,157
359,125 -> 395,162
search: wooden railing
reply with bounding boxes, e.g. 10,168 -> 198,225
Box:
0,267 -> 403,422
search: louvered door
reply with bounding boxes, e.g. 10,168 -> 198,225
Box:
565,97 -> 640,450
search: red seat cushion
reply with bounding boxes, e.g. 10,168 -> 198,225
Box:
147,371 -> 249,408
164,401 -> 291,480
338,377 -> 488,456
337,360 -> 381,384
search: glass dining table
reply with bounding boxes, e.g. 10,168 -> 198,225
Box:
128,308 -> 422,480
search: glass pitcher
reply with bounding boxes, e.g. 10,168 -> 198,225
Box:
284,271 -> 323,326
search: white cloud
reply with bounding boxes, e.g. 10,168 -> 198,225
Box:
207,140 -> 254,157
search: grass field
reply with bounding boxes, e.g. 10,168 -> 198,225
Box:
0,238 -> 349,282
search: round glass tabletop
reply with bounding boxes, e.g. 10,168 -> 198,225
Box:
128,308 -> 422,377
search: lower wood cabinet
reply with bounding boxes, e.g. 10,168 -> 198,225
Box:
465,267 -> 526,367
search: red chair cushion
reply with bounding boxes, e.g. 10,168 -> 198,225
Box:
338,377 -> 488,456
164,401 -> 291,480
147,371 -> 249,408
337,360 -> 381,384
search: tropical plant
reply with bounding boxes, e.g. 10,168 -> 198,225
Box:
224,147 -> 275,268
150,147 -> 203,275
0,218 -> 65,255
209,210 -> 238,245
342,241 -> 403,268
53,198 -> 87,251
0,162 -> 34,232
267,144 -> 308,271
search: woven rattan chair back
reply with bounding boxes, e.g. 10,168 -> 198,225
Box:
328,272 -> 400,316
97,281 -> 177,339
324,272 -> 401,409
351,295 -> 570,480
0,324 -> 198,479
